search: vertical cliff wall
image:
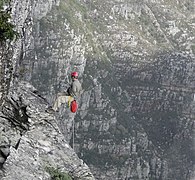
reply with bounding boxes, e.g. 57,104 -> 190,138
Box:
19,0 -> 194,179
0,0 -> 95,179
0,0 -> 194,180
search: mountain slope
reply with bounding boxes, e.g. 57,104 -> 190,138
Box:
0,0 -> 194,180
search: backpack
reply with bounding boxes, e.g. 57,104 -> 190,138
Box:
70,100 -> 78,113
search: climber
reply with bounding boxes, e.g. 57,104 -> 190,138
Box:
51,71 -> 82,112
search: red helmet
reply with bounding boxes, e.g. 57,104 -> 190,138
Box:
71,71 -> 78,78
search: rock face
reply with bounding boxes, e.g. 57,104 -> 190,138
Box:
0,82 -> 94,180
0,0 -> 194,180
0,0 -> 94,180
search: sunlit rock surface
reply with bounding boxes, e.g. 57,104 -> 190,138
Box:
0,82 -> 95,180
0,0 -> 194,179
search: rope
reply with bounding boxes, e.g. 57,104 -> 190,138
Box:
72,117 -> 75,151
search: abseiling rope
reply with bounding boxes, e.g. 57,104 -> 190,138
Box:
72,117 -> 75,151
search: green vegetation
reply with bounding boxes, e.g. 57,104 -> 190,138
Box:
46,166 -> 73,180
59,0 -> 108,61
0,0 -> 10,7
191,44 -> 195,54
0,0 -> 18,41
60,0 -> 87,32
40,0 -> 109,61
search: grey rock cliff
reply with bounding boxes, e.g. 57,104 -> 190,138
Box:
1,82 -> 94,180
19,0 -> 194,179
0,0 -> 194,180
0,0 -> 95,179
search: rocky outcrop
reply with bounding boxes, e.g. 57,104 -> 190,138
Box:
0,0 -> 194,180
0,82 -> 94,179
0,0 -> 95,179
0,0 -> 61,104
20,0 -> 194,179
23,1 -> 194,179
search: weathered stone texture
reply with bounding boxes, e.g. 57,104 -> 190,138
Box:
0,0 -> 194,180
